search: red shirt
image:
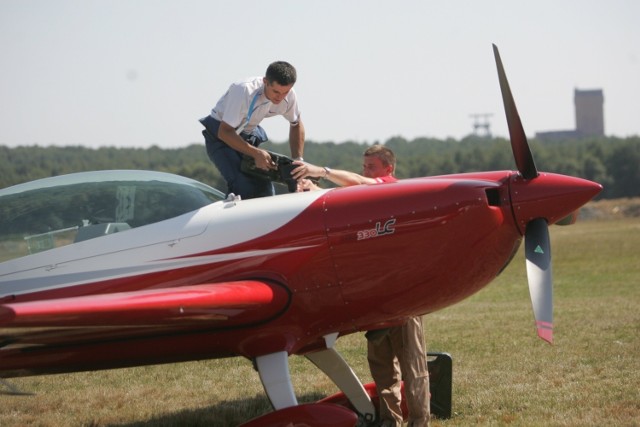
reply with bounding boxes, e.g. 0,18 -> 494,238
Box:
373,175 -> 398,184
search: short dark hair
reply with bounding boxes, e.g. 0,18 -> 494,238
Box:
265,61 -> 297,86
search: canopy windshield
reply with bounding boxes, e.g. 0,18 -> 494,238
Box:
0,170 -> 225,262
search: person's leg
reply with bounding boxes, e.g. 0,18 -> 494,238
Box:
399,317 -> 430,427
238,173 -> 274,198
368,329 -> 403,427
204,133 -> 274,199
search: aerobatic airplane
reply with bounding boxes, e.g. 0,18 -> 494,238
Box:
0,45 -> 602,426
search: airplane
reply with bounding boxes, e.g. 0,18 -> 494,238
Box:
0,44 -> 602,426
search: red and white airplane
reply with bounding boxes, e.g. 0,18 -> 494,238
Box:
0,45 -> 601,426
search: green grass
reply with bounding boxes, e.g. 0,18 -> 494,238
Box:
1,219 -> 639,426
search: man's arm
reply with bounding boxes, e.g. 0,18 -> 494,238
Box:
217,121 -> 275,171
289,119 -> 305,160
291,161 -> 377,187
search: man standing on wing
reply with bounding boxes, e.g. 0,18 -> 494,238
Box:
200,61 -> 305,199
291,145 -> 431,427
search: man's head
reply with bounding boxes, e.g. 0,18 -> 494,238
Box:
362,145 -> 396,179
263,61 -> 297,104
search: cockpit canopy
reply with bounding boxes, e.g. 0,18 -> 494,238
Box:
0,170 -> 225,263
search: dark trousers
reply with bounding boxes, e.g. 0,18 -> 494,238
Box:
200,116 -> 274,199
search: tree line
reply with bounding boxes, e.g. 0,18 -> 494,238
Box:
1,135 -> 638,200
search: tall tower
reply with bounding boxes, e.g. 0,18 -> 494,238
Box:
574,89 -> 604,137
469,113 -> 493,138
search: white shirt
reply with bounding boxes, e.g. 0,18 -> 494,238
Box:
210,77 -> 301,134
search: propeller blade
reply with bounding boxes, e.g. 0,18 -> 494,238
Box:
525,218 -> 553,343
493,44 -> 538,180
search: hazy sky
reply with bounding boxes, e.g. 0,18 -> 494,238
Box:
1,0 -> 638,149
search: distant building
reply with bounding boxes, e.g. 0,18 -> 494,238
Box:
575,89 -> 605,136
535,88 -> 605,140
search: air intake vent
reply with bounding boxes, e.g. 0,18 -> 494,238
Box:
485,188 -> 501,206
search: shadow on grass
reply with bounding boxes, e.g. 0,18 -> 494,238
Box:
107,392 -> 327,427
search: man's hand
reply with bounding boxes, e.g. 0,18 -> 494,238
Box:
296,178 -> 321,192
218,121 -> 276,171
291,161 -> 324,180
253,149 -> 277,171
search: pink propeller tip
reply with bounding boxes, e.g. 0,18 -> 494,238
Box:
536,321 -> 553,344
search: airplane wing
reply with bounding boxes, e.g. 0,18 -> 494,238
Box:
0,281 -> 290,345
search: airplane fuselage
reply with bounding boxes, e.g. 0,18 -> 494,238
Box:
0,171 -> 529,375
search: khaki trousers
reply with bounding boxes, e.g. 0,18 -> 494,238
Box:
367,316 -> 430,427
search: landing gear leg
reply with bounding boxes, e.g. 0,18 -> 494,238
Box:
306,347 -> 376,423
255,351 -> 298,410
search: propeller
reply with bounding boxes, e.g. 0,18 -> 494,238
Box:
524,218 -> 553,343
493,44 -> 538,181
493,44 -> 553,343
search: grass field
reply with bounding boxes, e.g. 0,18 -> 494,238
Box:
1,217 -> 639,426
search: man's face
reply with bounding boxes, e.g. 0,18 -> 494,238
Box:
362,156 -> 392,178
263,78 -> 293,104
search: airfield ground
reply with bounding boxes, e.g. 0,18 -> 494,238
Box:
580,197 -> 640,220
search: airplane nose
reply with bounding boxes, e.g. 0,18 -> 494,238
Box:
508,171 -> 601,345
509,172 -> 603,234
